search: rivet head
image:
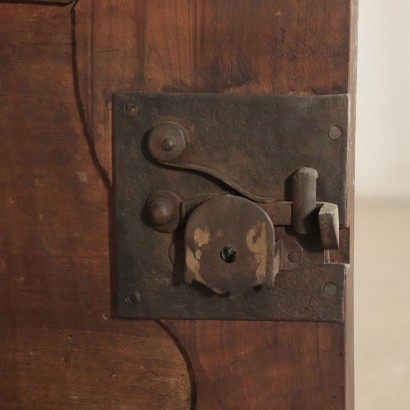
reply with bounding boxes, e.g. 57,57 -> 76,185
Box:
148,198 -> 176,227
323,282 -> 337,297
129,291 -> 142,304
287,251 -> 300,263
126,104 -> 139,117
147,122 -> 188,162
145,190 -> 182,233
161,137 -> 175,152
328,125 -> 343,140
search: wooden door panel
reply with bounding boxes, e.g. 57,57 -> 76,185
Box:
0,1 -> 356,409
0,4 -> 190,409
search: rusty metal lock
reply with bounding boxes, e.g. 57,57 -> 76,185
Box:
113,91 -> 348,320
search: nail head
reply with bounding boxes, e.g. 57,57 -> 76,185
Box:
323,282 -> 337,297
328,125 -> 343,140
126,104 -> 139,117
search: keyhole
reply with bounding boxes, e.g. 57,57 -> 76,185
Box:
220,246 -> 237,263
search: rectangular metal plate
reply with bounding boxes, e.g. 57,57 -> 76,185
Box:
114,92 -> 348,321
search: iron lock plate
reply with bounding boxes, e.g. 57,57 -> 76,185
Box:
114,92 -> 348,322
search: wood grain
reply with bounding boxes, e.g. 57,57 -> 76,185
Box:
165,320 -> 346,409
0,327 -> 190,409
0,3 -> 190,408
0,0 -> 72,3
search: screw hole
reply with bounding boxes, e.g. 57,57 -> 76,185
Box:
220,246 -> 237,263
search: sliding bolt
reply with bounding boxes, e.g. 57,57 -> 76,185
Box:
292,167 -> 318,234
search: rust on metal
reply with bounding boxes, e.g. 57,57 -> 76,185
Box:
115,91 -> 349,222
113,91 -> 348,321
184,196 -> 276,295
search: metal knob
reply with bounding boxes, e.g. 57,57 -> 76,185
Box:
147,122 -> 188,163
184,195 -> 277,295
145,190 -> 182,233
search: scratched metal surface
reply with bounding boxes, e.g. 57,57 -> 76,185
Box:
114,92 -> 347,321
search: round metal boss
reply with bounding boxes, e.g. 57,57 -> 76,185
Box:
147,122 -> 188,162
148,197 -> 176,227
184,195 -> 276,295
145,190 -> 182,233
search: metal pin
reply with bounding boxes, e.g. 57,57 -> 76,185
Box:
292,167 -> 318,234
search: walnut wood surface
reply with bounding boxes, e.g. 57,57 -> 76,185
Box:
0,328 -> 189,408
0,4 -> 190,409
0,1 -> 356,409
165,320 -> 346,409
1,0 -> 72,3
